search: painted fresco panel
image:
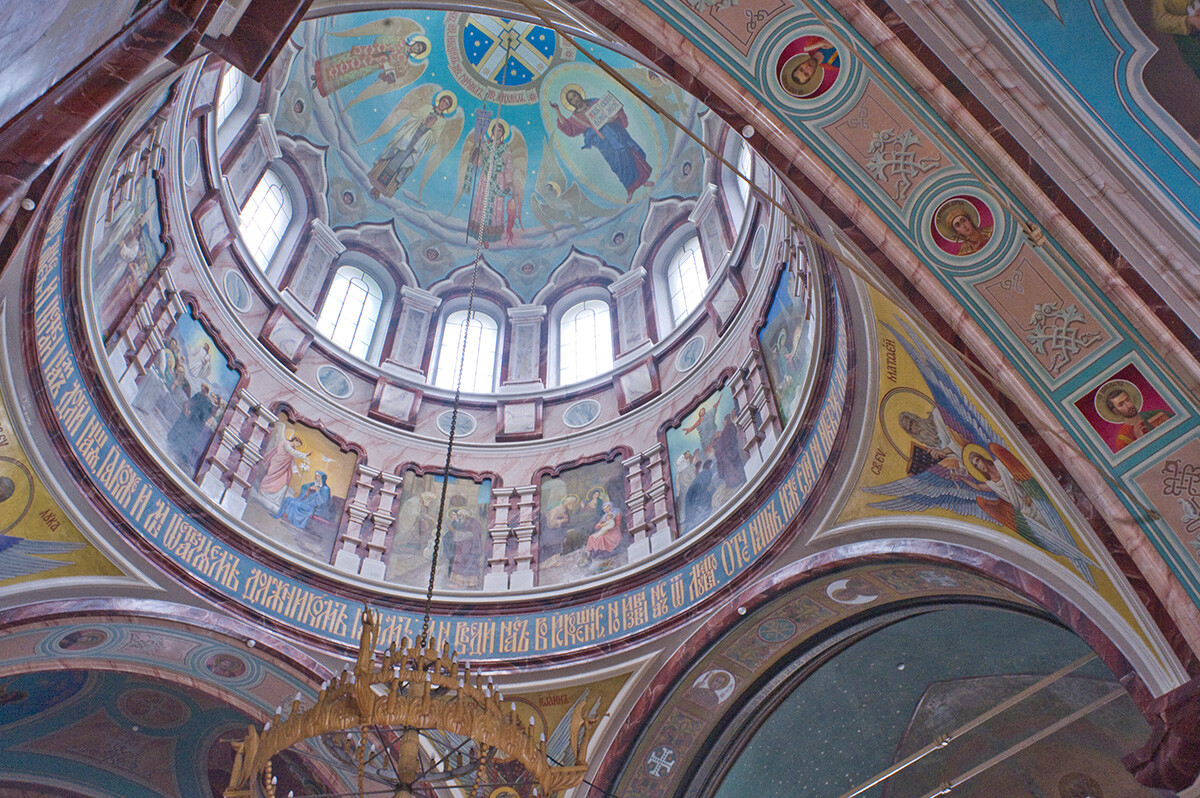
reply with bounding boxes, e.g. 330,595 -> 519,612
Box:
973,245 -> 1110,380
678,0 -> 789,56
1075,362 -> 1177,456
1119,0 -> 1200,138
822,81 -> 944,205
1133,436 -> 1200,568
91,168 -> 165,334
667,384 -> 749,534
283,11 -> 706,300
0,383 -> 120,587
243,414 -> 357,562
758,264 -> 814,425
385,469 -> 491,590
840,288 -> 1126,605
126,311 -> 239,476
537,458 -> 629,585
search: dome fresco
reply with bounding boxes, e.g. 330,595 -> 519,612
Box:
278,9 -> 711,299
73,14 -> 828,615
6,0 -> 1200,795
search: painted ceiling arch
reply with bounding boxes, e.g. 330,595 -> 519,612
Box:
1,0 -> 1200,794
554,0 -> 1200,641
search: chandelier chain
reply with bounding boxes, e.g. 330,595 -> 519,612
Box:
421,112 -> 506,646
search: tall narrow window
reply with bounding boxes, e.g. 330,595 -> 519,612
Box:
559,299 -> 613,385
216,67 -> 246,129
736,139 -> 753,206
317,265 -> 383,359
666,236 -> 709,324
240,169 -> 292,270
435,310 -> 499,393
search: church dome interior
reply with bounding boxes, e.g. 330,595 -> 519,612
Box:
1,0 -> 1199,795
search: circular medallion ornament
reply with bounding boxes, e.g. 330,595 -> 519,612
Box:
316,365 -> 354,399
675,335 -> 706,373
204,652 -> 248,679
56,628 -> 109,651
931,194 -> 995,257
1094,379 -> 1142,424
182,137 -> 200,186
751,225 -> 767,267
776,35 -> 841,99
756,617 -> 797,643
447,13 -> 574,104
437,410 -> 477,437
0,456 -> 34,536
563,399 -> 601,429
118,687 -> 189,728
223,270 -> 252,313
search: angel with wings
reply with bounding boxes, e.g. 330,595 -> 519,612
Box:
529,142 -> 616,240
453,117 -> 527,246
863,318 -> 1101,587
313,17 -> 431,113
361,85 -> 464,202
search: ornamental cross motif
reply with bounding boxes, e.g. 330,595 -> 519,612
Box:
864,129 -> 941,202
646,746 -> 677,778
1024,302 -> 1103,374
684,0 -> 738,12
1161,459 -> 1200,556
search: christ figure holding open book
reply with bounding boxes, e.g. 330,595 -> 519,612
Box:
551,84 -> 654,202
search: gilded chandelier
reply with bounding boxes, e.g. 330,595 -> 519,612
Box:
223,608 -> 600,797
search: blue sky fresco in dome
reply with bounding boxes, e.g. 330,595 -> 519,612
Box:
279,10 -> 712,300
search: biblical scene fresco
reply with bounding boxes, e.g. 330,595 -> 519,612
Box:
385,469 -> 491,590
1075,362 -> 1176,456
0,387 -> 120,587
837,290 -> 1151,623
537,458 -> 629,586
667,384 -> 750,534
758,263 -> 814,425
279,10 -> 708,299
126,311 -> 239,476
243,413 -> 357,562
90,152 -> 166,336
1119,0 -> 1200,138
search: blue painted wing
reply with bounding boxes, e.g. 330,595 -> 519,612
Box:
0,534 -> 82,580
862,469 -> 994,526
883,318 -> 1000,448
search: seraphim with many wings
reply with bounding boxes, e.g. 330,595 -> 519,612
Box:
863,319 -> 1101,587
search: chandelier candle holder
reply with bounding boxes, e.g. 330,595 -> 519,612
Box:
224,609 -> 600,797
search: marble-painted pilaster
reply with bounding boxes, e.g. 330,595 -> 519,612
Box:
504,304 -> 546,387
385,285 -> 441,378
284,219 -> 345,310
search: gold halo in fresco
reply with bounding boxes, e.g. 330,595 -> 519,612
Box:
878,388 -> 937,461
560,83 -> 584,112
1094,379 -> 1142,424
0,456 -> 34,536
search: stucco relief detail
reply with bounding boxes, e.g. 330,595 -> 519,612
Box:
823,82 -> 944,205
680,0 -> 790,55
973,247 -> 1110,380
1134,438 -> 1200,568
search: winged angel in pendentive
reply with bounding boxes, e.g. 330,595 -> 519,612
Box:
863,318 -> 1101,587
